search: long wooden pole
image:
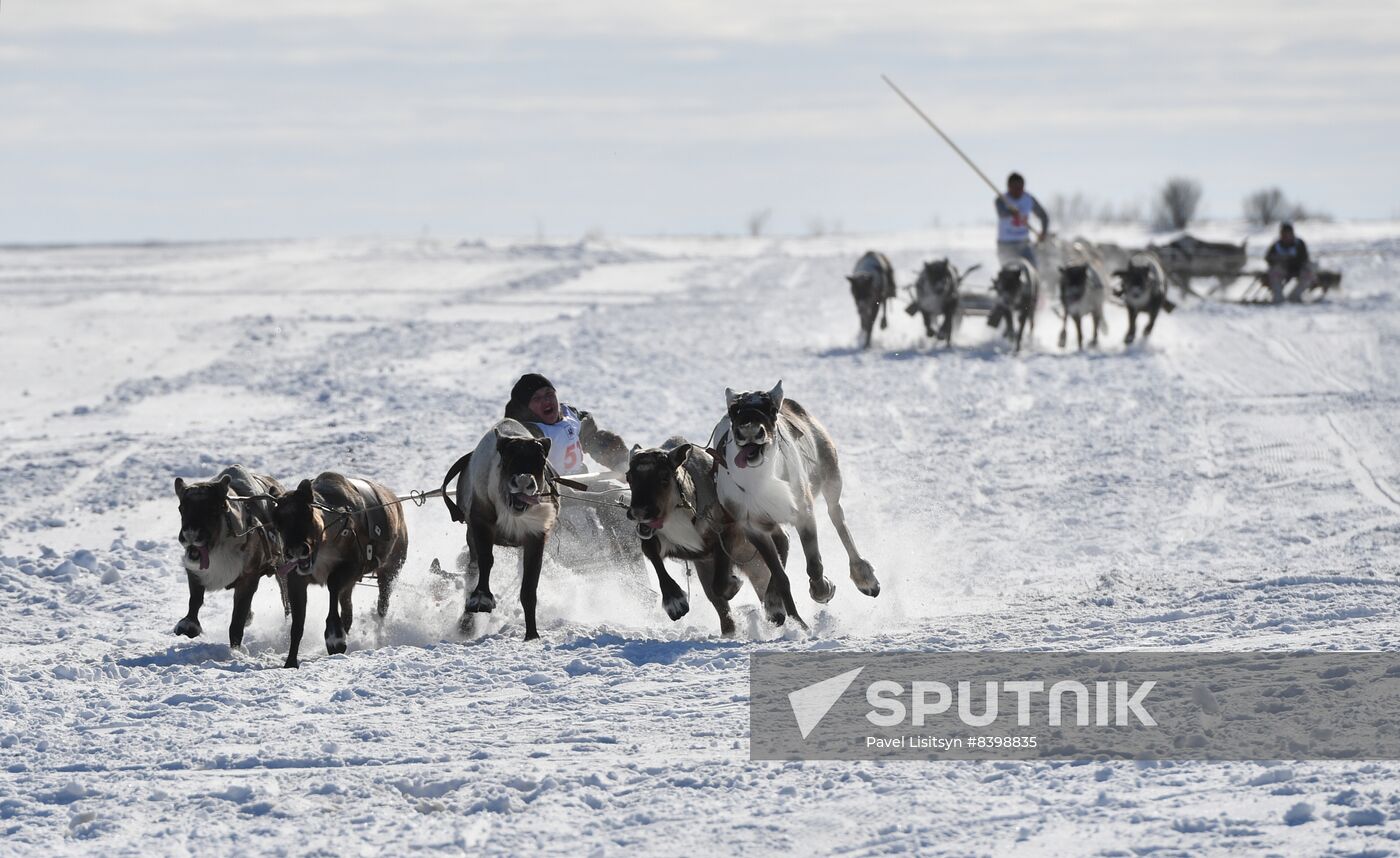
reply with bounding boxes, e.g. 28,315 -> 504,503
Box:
881,74 -> 1042,240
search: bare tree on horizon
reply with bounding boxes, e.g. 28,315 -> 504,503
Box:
747,208 -> 772,237
1152,177 -> 1203,231
1243,187 -> 1289,226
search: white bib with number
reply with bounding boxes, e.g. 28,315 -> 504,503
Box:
534,406 -> 587,475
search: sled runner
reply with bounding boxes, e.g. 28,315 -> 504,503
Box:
1235,268 -> 1343,305
546,471 -> 643,572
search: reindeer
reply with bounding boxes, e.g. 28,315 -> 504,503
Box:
907,259 -> 980,346
1056,263 -> 1107,350
447,419 -> 561,641
1113,252 -> 1176,345
625,439 -> 775,637
847,251 -> 897,349
270,473 -> 407,668
173,466 -> 289,648
990,259 -> 1040,353
711,382 -> 880,629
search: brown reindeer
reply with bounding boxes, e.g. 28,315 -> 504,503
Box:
625,438 -> 775,636
270,473 -> 407,668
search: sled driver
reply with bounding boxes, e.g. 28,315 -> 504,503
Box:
1264,222 -> 1317,304
503,373 -> 629,476
500,373 -> 637,569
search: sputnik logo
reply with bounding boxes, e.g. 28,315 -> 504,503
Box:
788,666 -> 865,739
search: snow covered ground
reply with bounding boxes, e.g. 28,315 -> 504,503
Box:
2,222 -> 1399,855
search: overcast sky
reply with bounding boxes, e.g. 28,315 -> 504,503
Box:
4,1 -> 1398,242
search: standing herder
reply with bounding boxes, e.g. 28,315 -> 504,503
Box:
1265,222 -> 1317,304
995,172 -> 1050,267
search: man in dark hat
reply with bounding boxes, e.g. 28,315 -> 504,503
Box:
492,373 -> 637,572
1264,222 -> 1317,304
504,373 -> 629,476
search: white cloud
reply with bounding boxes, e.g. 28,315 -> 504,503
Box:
12,0 -> 1400,45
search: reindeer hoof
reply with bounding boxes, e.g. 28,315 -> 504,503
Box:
851,560 -> 881,598
174,617 -> 202,638
283,658 -> 299,669
662,593 -> 690,621
1124,333 -> 1135,345
767,608 -> 787,626
325,633 -> 347,656
1057,330 -> 1067,349
465,590 -> 496,613
719,616 -> 736,637
722,575 -> 742,601
524,630 -> 540,642
809,576 -> 836,604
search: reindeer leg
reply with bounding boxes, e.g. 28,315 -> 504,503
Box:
324,567 -> 350,656
463,522 -> 497,615
1091,311 -> 1101,348
796,512 -> 835,604
747,527 -> 804,629
1125,309 -> 1138,345
641,536 -> 689,621
339,579 -> 354,636
276,572 -> 291,618
695,556 -> 734,637
1074,315 -> 1084,351
723,525 -> 761,602
228,575 -> 259,650
520,534 -> 545,641
284,573 -> 308,668
1144,299 -> 1161,337
719,538 -> 743,601
773,529 -> 791,568
820,475 -> 879,597
175,573 -> 205,638
376,562 -> 395,621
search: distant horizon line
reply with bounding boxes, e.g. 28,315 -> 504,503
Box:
3,215 -> 1395,251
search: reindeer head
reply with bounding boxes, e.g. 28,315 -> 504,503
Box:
994,264 -> 1028,303
1114,263 -> 1156,305
917,259 -> 955,297
724,381 -> 783,469
271,480 -> 326,575
847,272 -> 876,304
496,431 -> 552,514
175,473 -> 232,570
1059,264 -> 1089,305
625,443 -> 693,538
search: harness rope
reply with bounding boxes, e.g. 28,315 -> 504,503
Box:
220,464 -> 637,587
